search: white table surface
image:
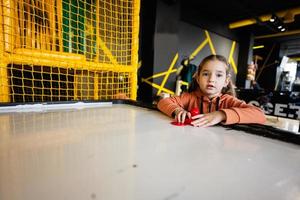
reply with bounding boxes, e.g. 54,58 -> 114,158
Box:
0,104 -> 300,200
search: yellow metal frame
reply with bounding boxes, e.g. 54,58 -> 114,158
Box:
253,45 -> 264,49
0,1 -> 9,102
156,53 -> 178,95
141,54 -> 179,95
228,41 -> 238,74
0,0 -> 140,102
142,79 -> 175,95
142,30 -> 236,95
0,62 -> 9,102
130,0 -> 141,100
255,29 -> 300,39
205,30 -> 216,55
189,38 -> 208,59
229,7 -> 300,29
6,51 -> 136,72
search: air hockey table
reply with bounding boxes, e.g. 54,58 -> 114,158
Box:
0,101 -> 300,200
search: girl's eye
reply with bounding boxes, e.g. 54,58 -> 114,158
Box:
217,74 -> 223,78
202,72 -> 209,76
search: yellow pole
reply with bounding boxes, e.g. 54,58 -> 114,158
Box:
228,41 -> 237,74
74,70 -> 78,100
205,30 -> 216,55
142,78 -> 174,95
3,0 -> 15,52
0,2 -> 10,102
43,0 -> 49,50
157,53 -> 178,95
47,0 -> 55,50
189,38 -> 208,60
255,29 -> 300,39
32,0 -> 38,49
94,72 -> 99,100
25,1 -> 32,48
19,0 -> 24,47
229,7 -> 300,29
130,0 -> 140,100
95,0 -> 99,62
142,69 -> 177,81
14,1 -> 21,48
131,0 -> 140,70
56,0 -> 63,52
42,0 -> 48,50
0,0 -> 4,54
0,63 -> 10,102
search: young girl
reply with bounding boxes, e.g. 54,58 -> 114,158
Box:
157,54 -> 266,127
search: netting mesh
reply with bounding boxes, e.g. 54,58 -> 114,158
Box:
0,0 -> 139,103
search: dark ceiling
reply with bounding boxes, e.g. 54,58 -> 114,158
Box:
181,0 -> 300,42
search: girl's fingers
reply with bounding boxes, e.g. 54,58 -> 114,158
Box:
190,112 -> 222,127
191,114 -> 203,120
177,112 -> 181,122
191,116 -> 208,127
201,120 -> 212,127
176,114 -> 181,122
187,112 -> 192,119
178,112 -> 183,123
177,111 -> 188,123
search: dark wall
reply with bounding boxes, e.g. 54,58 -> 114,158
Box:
180,2 -> 239,41
153,0 -> 179,90
236,32 -> 254,88
137,0 -> 157,103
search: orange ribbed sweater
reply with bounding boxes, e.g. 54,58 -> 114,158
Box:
157,90 -> 266,125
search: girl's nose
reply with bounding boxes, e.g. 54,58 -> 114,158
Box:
209,74 -> 216,82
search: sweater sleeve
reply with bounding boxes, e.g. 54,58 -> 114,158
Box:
220,96 -> 266,125
157,93 -> 191,117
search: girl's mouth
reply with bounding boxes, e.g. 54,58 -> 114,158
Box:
207,84 -> 215,89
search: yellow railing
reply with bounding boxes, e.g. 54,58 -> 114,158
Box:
0,0 -> 140,102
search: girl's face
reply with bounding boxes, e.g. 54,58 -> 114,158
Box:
196,60 -> 229,99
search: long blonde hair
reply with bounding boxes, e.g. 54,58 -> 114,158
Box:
188,54 -> 236,97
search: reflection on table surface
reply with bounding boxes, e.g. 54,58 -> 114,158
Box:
266,115 -> 299,134
0,104 -> 300,200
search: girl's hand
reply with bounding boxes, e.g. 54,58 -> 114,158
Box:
191,111 -> 226,127
174,109 -> 191,123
